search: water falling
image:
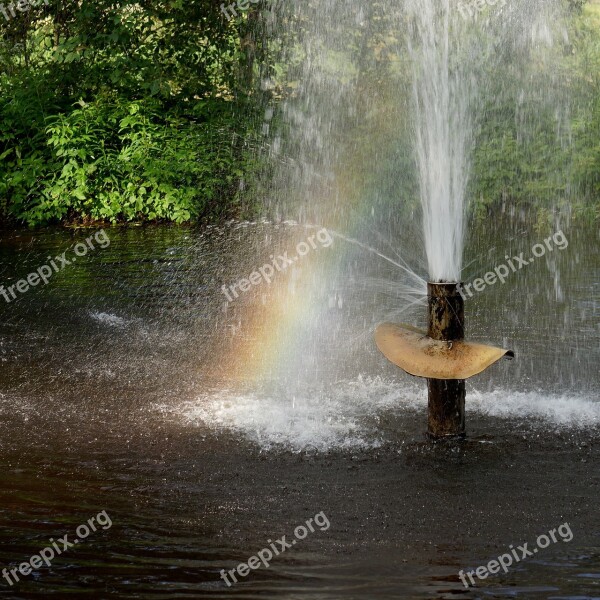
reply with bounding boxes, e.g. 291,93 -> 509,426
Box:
263,0 -> 569,285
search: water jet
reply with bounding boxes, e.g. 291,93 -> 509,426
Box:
375,282 -> 514,439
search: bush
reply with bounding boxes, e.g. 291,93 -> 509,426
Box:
0,92 -> 257,226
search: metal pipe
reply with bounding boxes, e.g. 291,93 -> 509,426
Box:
427,282 -> 466,439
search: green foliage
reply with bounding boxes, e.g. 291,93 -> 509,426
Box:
467,1 -> 600,222
0,0 -> 599,226
0,93 -> 258,226
0,0 -> 266,226
45,99 -> 190,224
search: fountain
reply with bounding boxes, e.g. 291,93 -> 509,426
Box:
374,0 -> 518,438
256,0 -> 569,440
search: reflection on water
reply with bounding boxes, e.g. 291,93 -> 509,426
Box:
0,222 -> 598,598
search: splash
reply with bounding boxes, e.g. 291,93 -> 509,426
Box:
160,381 -> 600,452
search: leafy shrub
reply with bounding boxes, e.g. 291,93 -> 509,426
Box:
0,93 -> 257,226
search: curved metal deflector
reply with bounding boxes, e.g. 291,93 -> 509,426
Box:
375,323 -> 514,381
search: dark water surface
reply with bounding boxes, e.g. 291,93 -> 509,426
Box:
0,223 -> 598,599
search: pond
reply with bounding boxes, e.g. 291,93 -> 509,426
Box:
0,221 -> 598,598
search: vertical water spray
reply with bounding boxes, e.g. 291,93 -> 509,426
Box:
407,0 -> 474,283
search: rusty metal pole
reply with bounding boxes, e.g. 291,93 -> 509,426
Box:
427,282 -> 466,439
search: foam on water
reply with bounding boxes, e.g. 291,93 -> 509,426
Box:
90,311 -> 130,328
158,378 -> 421,452
470,389 -> 600,428
161,380 -> 600,452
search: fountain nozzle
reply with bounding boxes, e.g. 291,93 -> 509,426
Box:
426,282 -> 466,438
